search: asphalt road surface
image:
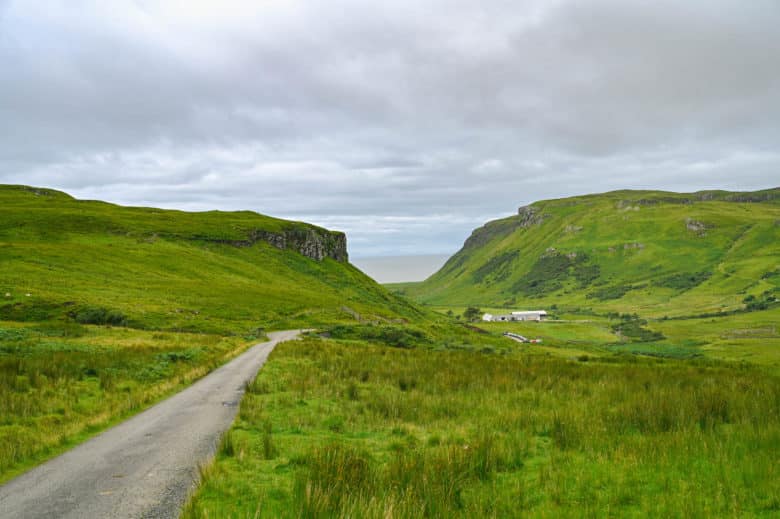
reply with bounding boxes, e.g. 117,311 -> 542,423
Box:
0,330 -> 302,519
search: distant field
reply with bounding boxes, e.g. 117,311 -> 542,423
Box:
184,335 -> 780,518
416,305 -> 780,367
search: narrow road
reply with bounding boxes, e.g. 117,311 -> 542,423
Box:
0,330 -> 302,519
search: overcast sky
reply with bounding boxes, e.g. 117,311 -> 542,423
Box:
1,1 -> 778,257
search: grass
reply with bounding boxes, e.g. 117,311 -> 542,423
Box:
183,336 -> 780,518
0,320 -> 257,482
417,304 -> 780,369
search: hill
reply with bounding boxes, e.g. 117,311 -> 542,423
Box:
401,188 -> 780,318
0,184 -> 446,482
0,185 -> 421,334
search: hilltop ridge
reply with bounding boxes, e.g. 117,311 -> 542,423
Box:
0,184 -> 348,262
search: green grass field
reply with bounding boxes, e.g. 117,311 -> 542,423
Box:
184,335 -> 780,518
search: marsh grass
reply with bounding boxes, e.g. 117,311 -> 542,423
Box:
185,337 -> 780,517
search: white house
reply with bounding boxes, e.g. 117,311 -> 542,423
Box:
482,310 -> 547,322
511,310 -> 548,321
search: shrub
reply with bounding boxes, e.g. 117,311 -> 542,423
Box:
654,271 -> 711,291
743,292 -> 776,311
512,252 -> 599,296
0,328 -> 28,341
72,306 -> 127,326
463,307 -> 482,322
327,324 -> 430,348
472,251 -> 519,283
0,301 -> 63,322
589,285 -> 632,301
612,318 -> 665,342
573,263 -> 601,287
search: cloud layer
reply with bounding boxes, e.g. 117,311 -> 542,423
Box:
2,0 -> 778,256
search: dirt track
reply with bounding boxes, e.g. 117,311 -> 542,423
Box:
0,330 -> 301,519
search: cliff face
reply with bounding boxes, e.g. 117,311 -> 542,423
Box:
254,228 -> 349,262
198,226 -> 348,262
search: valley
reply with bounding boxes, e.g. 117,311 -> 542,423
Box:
181,188 -> 780,517
1,186 -> 778,517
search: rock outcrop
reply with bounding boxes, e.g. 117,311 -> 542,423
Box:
254,228 -> 348,262
685,218 -> 708,236
517,205 -> 546,227
208,227 -> 348,262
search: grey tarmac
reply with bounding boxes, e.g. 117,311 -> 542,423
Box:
0,330 -> 303,519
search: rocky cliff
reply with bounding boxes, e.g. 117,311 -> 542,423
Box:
253,228 -> 348,262
210,227 -> 348,262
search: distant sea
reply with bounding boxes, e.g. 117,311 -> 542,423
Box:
351,254 -> 451,284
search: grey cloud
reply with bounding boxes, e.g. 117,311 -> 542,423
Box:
1,0 -> 778,256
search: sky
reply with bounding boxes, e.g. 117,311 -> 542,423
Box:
1,1 -> 778,257
351,254 -> 450,284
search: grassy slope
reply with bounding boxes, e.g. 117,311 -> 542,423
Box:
0,185 -> 421,333
402,188 -> 780,318
0,184 -> 424,481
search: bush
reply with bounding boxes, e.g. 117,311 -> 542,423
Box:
463,307 -> 482,322
612,318 -> 665,342
327,324 -> 430,348
72,306 -> 127,326
573,263 -> 601,287
589,285 -> 632,301
743,292 -> 776,311
512,252 -> 600,296
0,328 -> 28,342
0,301 -> 63,322
472,251 -> 518,283
654,271 -> 711,291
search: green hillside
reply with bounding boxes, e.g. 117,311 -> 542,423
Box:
0,185 -> 421,334
403,188 -> 780,318
0,184 -> 429,480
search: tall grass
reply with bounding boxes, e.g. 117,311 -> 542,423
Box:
0,323 -> 253,481
185,337 -> 780,517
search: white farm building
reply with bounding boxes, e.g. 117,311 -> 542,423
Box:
482,310 -> 548,322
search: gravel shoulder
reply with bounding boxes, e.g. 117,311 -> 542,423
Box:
0,330 -> 302,519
